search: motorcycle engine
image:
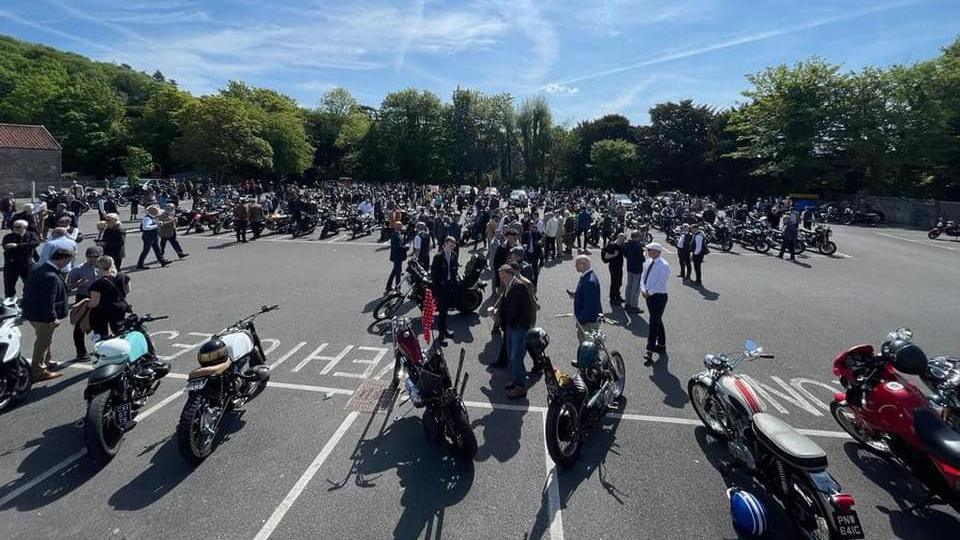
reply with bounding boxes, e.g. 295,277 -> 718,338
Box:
728,440 -> 756,470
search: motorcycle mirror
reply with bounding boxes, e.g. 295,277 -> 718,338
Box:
896,327 -> 913,340
744,339 -> 757,353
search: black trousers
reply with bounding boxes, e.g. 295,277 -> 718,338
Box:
778,239 -> 796,260
692,253 -> 704,283
645,293 -> 668,351
160,235 -> 184,258
137,230 -> 164,266
544,236 -> 556,259
609,268 -> 623,303
386,260 -> 402,290
3,263 -> 31,298
436,286 -> 454,335
678,250 -> 691,277
235,219 -> 248,242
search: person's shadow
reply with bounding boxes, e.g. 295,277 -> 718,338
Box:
472,387 -> 525,464
690,282 -> 719,301
649,352 -> 688,409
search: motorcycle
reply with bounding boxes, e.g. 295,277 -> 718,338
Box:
739,222 -> 772,253
351,212 -> 376,239
799,225 -> 838,255
928,218 -> 960,241
83,313 -> 170,463
532,314 -> 625,468
841,207 -> 884,227
177,305 -> 277,464
831,328 -> 960,509
184,206 -> 224,235
690,339 -> 863,540
706,220 -> 734,252
389,316 -> 476,458
373,253 -> 487,322
0,300 -> 30,412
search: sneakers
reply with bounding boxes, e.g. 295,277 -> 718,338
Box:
178,253 -> 190,259
159,259 -> 172,267
643,351 -> 654,366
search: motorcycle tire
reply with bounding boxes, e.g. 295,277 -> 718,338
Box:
246,351 -> 269,401
177,393 -> 220,465
721,239 -> 733,252
754,239 -> 770,254
818,241 -> 837,256
458,289 -> 482,313
422,406 -> 442,444
373,293 -> 404,321
443,401 -> 477,459
212,223 -> 222,236
841,215 -> 854,226
609,351 -> 626,400
829,401 -> 890,456
84,391 -> 124,464
642,232 -> 653,244
117,199 -> 129,207
545,393 -> 583,468
788,477 -> 833,540
928,229 -> 941,240
688,379 -> 728,440
0,356 -> 32,411
794,240 -> 807,255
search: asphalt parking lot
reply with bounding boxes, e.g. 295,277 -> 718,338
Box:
1,216 -> 958,540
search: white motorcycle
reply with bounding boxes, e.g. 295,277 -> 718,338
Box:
0,299 -> 30,412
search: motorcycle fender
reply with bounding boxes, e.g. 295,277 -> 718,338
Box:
84,364 -> 124,399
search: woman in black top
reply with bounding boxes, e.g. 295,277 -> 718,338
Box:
98,213 -> 126,270
87,256 -> 131,338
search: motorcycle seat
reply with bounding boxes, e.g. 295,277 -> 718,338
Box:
187,359 -> 231,380
752,413 -> 827,471
913,407 -> 960,470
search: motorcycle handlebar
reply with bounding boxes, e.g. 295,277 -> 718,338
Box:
758,353 -> 775,359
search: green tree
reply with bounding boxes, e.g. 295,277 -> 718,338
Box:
367,88 -> 446,183
571,114 -> 635,184
133,85 -> 193,174
120,146 -> 153,183
590,138 -> 639,188
43,76 -> 126,175
517,97 -> 553,186
647,100 -> 715,192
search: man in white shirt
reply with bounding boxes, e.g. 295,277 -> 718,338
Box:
640,242 -> 670,365
136,205 -> 171,270
543,212 -> 559,260
38,227 -> 77,273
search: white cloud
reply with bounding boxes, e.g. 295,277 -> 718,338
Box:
601,76 -> 657,114
541,83 -> 579,95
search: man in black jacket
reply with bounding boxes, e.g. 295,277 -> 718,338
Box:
498,264 -> 536,399
430,236 -> 459,340
601,233 -> 626,306
2,220 -> 39,299
23,248 -> 73,381
385,222 -> 406,293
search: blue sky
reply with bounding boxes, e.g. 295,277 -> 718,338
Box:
1,0 -> 957,124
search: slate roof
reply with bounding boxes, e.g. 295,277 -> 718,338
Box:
0,124 -> 62,151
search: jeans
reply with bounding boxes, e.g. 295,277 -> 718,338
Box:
386,260 -> 402,290
645,293 -> 668,351
137,229 -> 164,266
624,272 -> 642,309
160,235 -> 184,258
506,326 -> 528,387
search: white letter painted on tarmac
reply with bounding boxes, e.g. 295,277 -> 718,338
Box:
260,338 -> 281,357
163,332 -> 212,361
318,345 -> 355,375
334,346 -> 387,379
742,375 -> 822,416
790,378 -> 841,411
149,330 -> 180,360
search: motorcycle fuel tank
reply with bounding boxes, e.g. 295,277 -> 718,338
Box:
221,331 -> 255,361
395,328 -> 423,365
717,374 -> 766,416
859,369 -> 928,435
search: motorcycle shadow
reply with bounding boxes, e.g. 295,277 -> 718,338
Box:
840,442 -> 960,537
108,412 -> 247,510
473,386 -> 526,464
0,421 -> 97,511
5,368 -> 88,413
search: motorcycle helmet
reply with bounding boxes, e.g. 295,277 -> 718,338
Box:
881,339 -> 926,376
576,340 -> 599,369
525,328 -> 550,360
727,487 -> 767,537
197,338 -> 229,367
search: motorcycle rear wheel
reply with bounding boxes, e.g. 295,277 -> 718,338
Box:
688,380 -> 728,440
818,240 -> 837,256
754,239 -> 771,254
928,229 -> 941,240
84,391 -> 123,464
0,356 -> 31,412
609,351 -> 626,400
545,394 -> 583,468
373,293 -> 404,321
443,401 -> 477,459
177,394 -> 220,465
458,289 -> 482,313
830,401 -> 890,456
721,239 -> 733,252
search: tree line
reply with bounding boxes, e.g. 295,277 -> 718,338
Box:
1,34 -> 958,199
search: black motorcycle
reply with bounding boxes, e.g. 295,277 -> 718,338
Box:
373,253 -> 487,321
706,220 -> 734,252
800,225 -> 838,255
739,222 -> 772,253
177,305 -> 277,464
351,212 -> 375,239
841,207 -> 884,226
529,314 -> 625,468
389,317 -> 476,458
928,218 -> 960,241
83,313 -> 170,464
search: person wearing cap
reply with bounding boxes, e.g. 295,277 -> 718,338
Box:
497,263 -> 537,399
411,221 -> 431,269
690,222 -> 706,285
67,246 -> 102,361
22,248 -> 74,381
136,205 -> 170,270
640,242 -> 670,365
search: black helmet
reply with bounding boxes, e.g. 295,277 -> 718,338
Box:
525,328 -> 549,357
882,339 -> 926,376
197,338 -> 229,367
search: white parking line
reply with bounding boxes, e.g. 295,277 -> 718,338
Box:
326,234 -> 349,243
876,232 -> 957,251
542,411 -> 565,540
268,342 -> 307,370
253,411 -> 359,540
177,234 -> 385,247
0,389 -> 183,508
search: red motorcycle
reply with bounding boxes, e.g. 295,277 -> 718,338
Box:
831,328 -> 960,509
184,206 -> 224,235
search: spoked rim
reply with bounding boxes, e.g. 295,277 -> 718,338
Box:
375,294 -> 404,320
102,397 -> 123,449
831,402 -> 889,454
191,401 -> 221,455
609,352 -> 626,400
554,402 -> 581,458
690,384 -> 726,435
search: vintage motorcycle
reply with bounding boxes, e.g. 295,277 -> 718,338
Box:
176,305 -> 277,464
373,253 -> 487,322
800,225 -> 838,255
928,218 -> 960,241
690,339 -> 863,540
389,316 -> 476,458
531,314 -> 626,468
831,328 -> 960,510
840,207 -> 884,226
738,222 -> 772,253
0,300 -> 30,412
183,206 -> 225,235
83,313 -> 170,463
351,212 -> 376,239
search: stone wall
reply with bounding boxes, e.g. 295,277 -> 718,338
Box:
0,147 -> 62,197
861,195 -> 960,228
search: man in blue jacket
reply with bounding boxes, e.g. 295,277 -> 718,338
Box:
569,255 -> 602,342
385,222 -> 406,293
23,248 -> 73,381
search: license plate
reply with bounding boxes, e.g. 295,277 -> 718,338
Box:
834,512 -> 864,539
186,378 -> 207,392
115,402 -> 131,428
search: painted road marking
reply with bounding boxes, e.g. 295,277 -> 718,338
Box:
177,235 -> 384,247
542,411 -> 565,540
326,234 -> 349,243
268,341 -> 307,370
0,389 -> 184,508
253,411 -> 360,540
877,232 -> 957,251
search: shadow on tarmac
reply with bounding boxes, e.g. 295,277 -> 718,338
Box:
473,386 -> 526,464
648,353 -> 688,409
7,369 -> 88,413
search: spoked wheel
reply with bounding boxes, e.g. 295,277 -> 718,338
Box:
642,232 -> 653,244
458,289 -> 482,313
721,239 -> 733,252
0,357 -> 32,412
830,401 -> 890,456
373,293 -> 405,321
928,229 -> 941,240
818,241 -> 837,256
84,391 -> 124,464
608,351 -> 626,400
545,394 -> 583,468
754,239 -> 771,254
688,380 -> 728,440
795,240 -> 807,254
790,479 -> 833,540
443,401 -> 477,459
177,394 -> 222,465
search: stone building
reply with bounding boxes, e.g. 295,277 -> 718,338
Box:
0,123 -> 62,197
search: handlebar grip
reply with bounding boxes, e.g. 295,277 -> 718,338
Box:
758,353 -> 775,359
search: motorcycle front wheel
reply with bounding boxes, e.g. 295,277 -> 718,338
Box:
818,240 -> 837,256
0,356 -> 32,412
84,391 -> 124,464
928,229 -> 941,240
443,401 -> 477,459
458,289 -> 482,313
545,394 -> 583,468
721,239 -> 733,252
373,292 -> 404,321
754,239 -> 771,254
177,394 -> 221,465
609,351 -> 626,400
829,401 -> 890,456
688,380 -> 728,440
642,232 -> 653,244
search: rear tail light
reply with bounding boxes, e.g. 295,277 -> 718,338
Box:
831,494 -> 856,513
833,392 -> 846,403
